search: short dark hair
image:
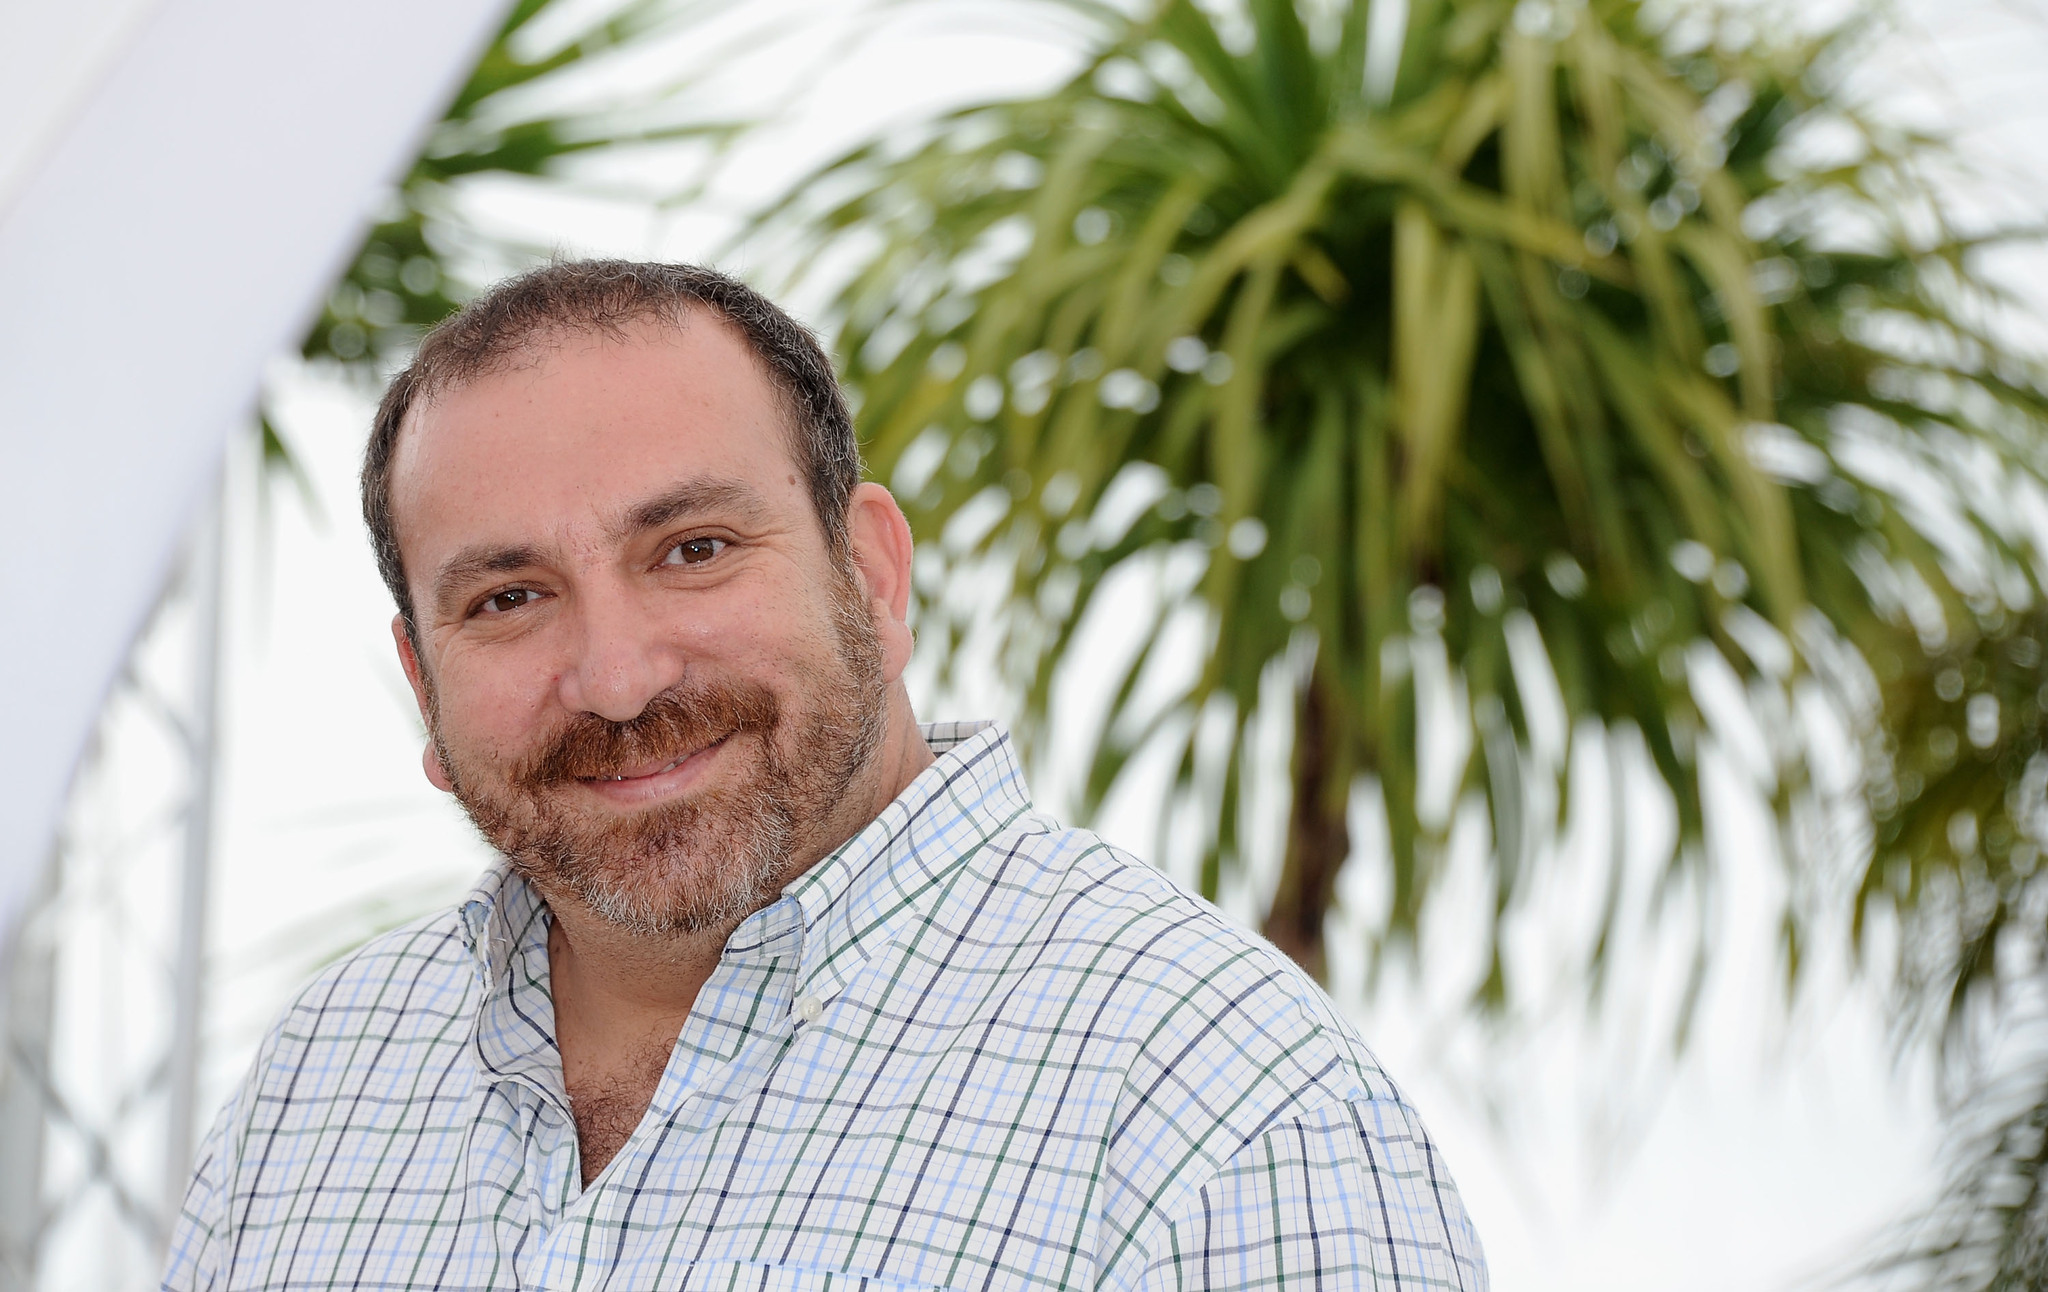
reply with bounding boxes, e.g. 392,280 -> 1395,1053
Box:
361,260 -> 861,635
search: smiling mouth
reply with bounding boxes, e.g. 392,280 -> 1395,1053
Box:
575,734 -> 731,786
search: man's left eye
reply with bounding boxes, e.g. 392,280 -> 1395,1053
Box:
663,537 -> 726,565
480,588 -> 541,615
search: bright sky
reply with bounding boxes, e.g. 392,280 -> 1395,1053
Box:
188,1 -> 2048,1288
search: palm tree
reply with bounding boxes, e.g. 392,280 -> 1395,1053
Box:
751,0 -> 2048,1024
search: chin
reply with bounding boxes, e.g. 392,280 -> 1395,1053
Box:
510,796 -> 796,937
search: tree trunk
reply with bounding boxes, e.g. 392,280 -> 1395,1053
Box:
1260,666 -> 1351,982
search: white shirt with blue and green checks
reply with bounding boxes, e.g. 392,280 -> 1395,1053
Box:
165,721 -> 1486,1291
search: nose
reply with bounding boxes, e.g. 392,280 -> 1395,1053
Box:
555,579 -> 683,723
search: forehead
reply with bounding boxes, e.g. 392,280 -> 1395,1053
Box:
388,315 -> 806,567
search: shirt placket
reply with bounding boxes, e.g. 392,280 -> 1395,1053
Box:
538,896 -> 808,1285
463,894 -> 586,1286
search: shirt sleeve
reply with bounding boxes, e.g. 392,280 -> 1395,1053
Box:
159,1102 -> 233,1292
1134,1097 -> 1488,1292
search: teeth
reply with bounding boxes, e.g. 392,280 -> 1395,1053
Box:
603,754 -> 689,783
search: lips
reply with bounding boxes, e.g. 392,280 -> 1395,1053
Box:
579,736 -> 727,784
516,684 -> 778,796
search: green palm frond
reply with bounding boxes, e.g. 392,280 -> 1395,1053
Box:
759,0 -> 2048,1019
303,0 -> 742,370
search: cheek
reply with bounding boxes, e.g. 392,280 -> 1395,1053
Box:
431,650 -> 558,758
674,581 -> 830,664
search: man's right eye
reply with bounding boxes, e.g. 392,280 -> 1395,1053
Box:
479,588 -> 539,615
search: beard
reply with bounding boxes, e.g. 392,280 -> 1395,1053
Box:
433,567 -> 888,937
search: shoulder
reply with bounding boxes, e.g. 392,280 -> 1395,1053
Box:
173,906 -> 495,1265
990,814 -> 1401,1129
231,906 -> 479,1113
978,820 -> 1480,1280
268,906 -> 478,1043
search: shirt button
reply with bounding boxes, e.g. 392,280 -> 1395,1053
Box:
794,994 -> 824,1024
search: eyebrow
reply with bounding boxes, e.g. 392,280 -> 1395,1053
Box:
430,543 -> 547,616
610,477 -> 770,542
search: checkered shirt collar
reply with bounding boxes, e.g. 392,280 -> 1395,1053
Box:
454,719 -> 1026,1031
781,719 -> 1026,1007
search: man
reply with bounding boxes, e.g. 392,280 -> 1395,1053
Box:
164,261 -> 1486,1291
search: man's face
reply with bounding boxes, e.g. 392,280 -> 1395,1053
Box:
387,316 -> 891,936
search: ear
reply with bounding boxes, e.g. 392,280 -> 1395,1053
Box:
844,482 -> 917,682
392,615 -> 455,793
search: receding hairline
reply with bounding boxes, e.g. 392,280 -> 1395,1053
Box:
391,304 -> 799,457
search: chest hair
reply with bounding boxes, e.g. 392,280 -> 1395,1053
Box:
567,1037 -> 676,1183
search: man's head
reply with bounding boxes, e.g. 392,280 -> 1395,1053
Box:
364,261 -> 925,938
364,261 -> 862,639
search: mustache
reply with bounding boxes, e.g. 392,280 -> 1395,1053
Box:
512,681 -> 780,790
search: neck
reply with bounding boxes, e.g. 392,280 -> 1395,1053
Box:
544,899 -> 727,1021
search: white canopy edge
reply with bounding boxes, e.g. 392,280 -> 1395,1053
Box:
0,0 -> 508,957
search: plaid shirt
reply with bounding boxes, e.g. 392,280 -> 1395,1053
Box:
165,722 -> 1485,1291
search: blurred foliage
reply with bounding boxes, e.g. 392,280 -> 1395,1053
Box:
1877,1042 -> 2048,1290
756,0 -> 2048,1023
302,0 -> 736,372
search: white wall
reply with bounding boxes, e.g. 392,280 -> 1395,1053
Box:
0,0 -> 510,947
